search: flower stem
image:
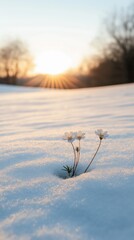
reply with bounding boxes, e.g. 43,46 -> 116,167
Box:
84,139 -> 102,173
71,142 -> 77,177
73,140 -> 81,176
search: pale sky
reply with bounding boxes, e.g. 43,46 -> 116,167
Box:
0,0 -> 133,73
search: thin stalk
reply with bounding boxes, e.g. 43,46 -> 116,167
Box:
71,142 -> 77,177
73,140 -> 81,176
84,139 -> 102,173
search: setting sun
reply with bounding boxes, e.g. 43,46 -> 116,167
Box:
35,51 -> 72,75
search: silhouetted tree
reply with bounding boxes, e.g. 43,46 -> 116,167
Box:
88,3 -> 134,86
0,40 -> 33,84
105,4 -> 134,83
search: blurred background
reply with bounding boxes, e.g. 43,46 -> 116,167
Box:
0,0 -> 133,89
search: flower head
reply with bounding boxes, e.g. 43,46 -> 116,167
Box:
95,129 -> 109,140
63,132 -> 76,142
76,131 -> 85,140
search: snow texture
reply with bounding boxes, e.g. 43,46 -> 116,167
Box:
0,83 -> 134,240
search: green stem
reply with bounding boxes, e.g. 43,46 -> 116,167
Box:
84,139 -> 102,173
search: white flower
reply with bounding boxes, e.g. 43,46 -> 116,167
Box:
63,132 -> 76,142
76,131 -> 85,140
95,129 -> 109,140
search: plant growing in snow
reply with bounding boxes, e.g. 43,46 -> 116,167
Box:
84,129 -> 108,173
62,165 -> 73,177
62,129 -> 108,178
63,131 -> 85,177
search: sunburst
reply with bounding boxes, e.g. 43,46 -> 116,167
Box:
26,73 -> 82,89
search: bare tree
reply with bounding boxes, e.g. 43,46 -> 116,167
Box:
85,3 -> 134,87
0,39 -> 34,84
105,4 -> 134,83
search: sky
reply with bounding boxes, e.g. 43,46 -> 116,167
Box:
0,0 -> 133,74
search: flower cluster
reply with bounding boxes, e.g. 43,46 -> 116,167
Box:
62,129 -> 108,178
63,131 -> 85,142
63,131 -> 85,177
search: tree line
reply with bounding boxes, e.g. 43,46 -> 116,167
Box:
0,40 -> 33,85
84,3 -> 134,86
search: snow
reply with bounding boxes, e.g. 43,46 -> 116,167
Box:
0,83 -> 134,240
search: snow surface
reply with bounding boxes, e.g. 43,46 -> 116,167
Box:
0,83 -> 134,240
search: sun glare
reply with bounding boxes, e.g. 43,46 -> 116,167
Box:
35,51 -> 72,75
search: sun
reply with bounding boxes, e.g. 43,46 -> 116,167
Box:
35,51 -> 72,75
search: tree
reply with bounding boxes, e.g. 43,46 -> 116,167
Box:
105,4 -> 134,83
0,39 -> 34,84
87,3 -> 134,86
